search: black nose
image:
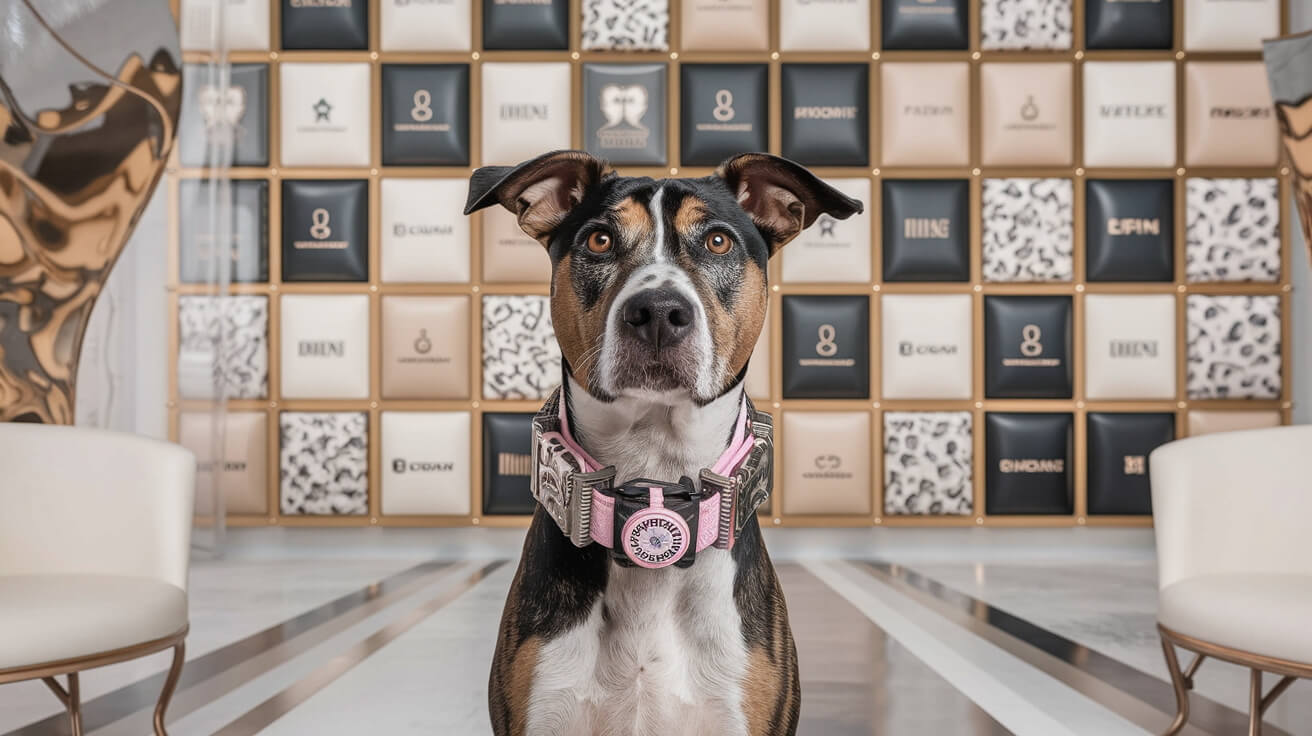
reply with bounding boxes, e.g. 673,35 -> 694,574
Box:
621,289 -> 694,348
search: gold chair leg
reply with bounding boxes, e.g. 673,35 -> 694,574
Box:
153,642 -> 185,736
39,672 -> 82,736
1161,638 -> 1191,736
1249,669 -> 1263,736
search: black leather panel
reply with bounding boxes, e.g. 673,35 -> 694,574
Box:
583,63 -> 667,165
680,64 -> 769,166
483,412 -> 537,515
381,64 -> 470,166
1086,179 -> 1174,282
179,179 -> 268,283
985,296 -> 1073,399
882,179 -> 971,282
281,180 -> 369,282
985,412 -> 1073,515
180,63 -> 268,167
1087,412 -> 1174,515
882,0 -> 968,50
780,64 -> 869,167
1086,0 -> 1172,50
782,295 -> 870,399
281,0 -> 369,50
483,0 -> 569,50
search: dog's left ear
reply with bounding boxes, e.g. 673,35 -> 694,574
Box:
715,153 -> 864,255
464,150 -> 611,245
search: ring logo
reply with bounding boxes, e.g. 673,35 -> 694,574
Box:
1006,95 -> 1055,132
392,457 -> 455,474
815,324 -> 837,356
713,89 -> 735,121
1003,324 -> 1060,367
294,208 -> 349,250
800,323 -> 855,367
803,454 -> 853,480
394,89 -> 451,132
999,458 -> 1064,473
697,89 -> 752,132
414,328 -> 432,354
815,454 -> 841,470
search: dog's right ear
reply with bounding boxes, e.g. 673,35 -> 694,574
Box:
464,150 -> 611,246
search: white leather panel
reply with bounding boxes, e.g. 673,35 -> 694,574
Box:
180,0 -> 270,50
1185,62 -> 1280,168
380,0 -> 471,51
1082,62 -> 1176,168
381,178 -> 471,283
781,178 -> 872,283
280,294 -> 371,399
1183,0 -> 1279,51
381,412 -> 472,515
980,63 -> 1072,167
881,294 -> 973,400
1186,410 -> 1281,437
782,411 -> 872,515
279,63 -> 372,167
881,63 -> 971,167
481,63 -> 572,165
1084,294 -> 1176,400
746,313 -> 771,400
779,0 -> 869,51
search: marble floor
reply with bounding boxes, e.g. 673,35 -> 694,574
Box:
1,528 -> 1308,736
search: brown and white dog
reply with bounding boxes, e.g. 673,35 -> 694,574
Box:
464,150 -> 863,736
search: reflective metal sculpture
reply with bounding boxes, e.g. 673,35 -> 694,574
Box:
0,0 -> 181,423
1265,32 -> 1312,266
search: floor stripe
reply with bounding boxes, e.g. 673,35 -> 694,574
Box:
872,562 -> 1285,736
4,561 -> 451,736
803,559 -> 1149,736
209,561 -> 505,736
778,564 -> 1012,735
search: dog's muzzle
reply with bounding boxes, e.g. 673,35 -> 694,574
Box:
530,386 -> 774,569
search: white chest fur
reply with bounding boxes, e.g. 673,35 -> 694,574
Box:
524,380 -> 751,736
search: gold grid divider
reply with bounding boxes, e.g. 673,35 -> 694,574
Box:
166,0 -> 1294,531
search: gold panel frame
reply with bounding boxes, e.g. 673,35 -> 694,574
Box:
166,0 -> 1294,530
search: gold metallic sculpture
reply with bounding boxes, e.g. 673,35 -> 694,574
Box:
1265,31 -> 1312,266
0,0 -> 182,423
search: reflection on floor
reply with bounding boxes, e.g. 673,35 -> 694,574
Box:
1,529 -> 1308,736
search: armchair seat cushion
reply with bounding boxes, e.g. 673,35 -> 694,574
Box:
1158,573 -> 1312,665
0,575 -> 187,671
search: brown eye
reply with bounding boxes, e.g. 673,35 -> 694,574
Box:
704,230 -> 733,255
587,230 -> 613,254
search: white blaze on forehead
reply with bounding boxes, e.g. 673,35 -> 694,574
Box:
649,185 -> 666,263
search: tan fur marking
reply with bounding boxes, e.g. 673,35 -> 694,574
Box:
741,647 -> 780,736
612,196 -> 653,245
507,636 -> 541,735
673,196 -> 709,238
550,252 -> 611,391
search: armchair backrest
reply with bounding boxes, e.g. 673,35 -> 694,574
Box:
0,424 -> 195,590
1150,425 -> 1312,590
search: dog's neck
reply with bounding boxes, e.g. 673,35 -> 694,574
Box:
565,374 -> 744,490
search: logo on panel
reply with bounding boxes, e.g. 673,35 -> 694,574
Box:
584,64 -> 666,165
782,295 -> 869,399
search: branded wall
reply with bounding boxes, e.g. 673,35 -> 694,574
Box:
166,0 -> 1297,529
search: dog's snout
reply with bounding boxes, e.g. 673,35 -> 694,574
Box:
620,289 -> 694,349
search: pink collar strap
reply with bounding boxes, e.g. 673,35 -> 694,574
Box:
530,385 -> 774,569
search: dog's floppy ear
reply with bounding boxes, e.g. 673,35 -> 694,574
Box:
715,153 -> 863,255
464,150 -> 611,245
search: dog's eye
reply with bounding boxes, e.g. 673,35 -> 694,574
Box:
586,230 -> 613,254
704,230 -> 733,255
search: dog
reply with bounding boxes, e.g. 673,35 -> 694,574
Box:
465,150 -> 863,736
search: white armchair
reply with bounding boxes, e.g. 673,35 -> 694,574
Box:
0,424 -> 195,735
1150,425 -> 1312,736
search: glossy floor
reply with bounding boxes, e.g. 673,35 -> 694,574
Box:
1,528 -> 1308,735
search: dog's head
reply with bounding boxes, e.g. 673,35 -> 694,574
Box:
465,150 -> 863,404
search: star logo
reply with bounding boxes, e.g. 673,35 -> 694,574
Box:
313,98 -> 332,122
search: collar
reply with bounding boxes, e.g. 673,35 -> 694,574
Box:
530,384 -> 774,563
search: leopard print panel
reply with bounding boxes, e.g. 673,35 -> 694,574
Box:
983,178 -> 1073,282
177,295 -> 268,400
1186,295 -> 1282,400
981,0 -> 1072,50
581,0 -> 669,51
482,295 -> 562,400
279,412 -> 368,515
1186,177 -> 1281,283
883,411 -> 974,516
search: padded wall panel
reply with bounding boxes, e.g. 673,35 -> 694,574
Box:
179,411 -> 268,515
582,0 -> 668,51
381,0 -> 470,51
782,412 -> 872,515
481,63 -> 572,165
781,295 -> 870,399
181,0 -> 270,51
179,179 -> 268,284
781,178 -> 871,283
1186,295 -> 1282,399
279,63 -> 371,167
1084,295 -> 1176,400
982,178 -> 1073,282
1085,179 -> 1174,282
280,412 -> 368,515
381,412 -> 472,515
981,0 -> 1072,50
380,178 -> 471,283
1186,178 -> 1281,283
882,0 -> 967,50
583,64 -> 667,165
282,0 -> 368,49
381,64 -> 470,166
1184,0 -> 1279,51
882,179 -> 970,282
1085,0 -> 1172,49
980,63 -> 1073,166
779,0 -> 868,51
781,64 -> 869,167
985,296 -> 1072,399
483,413 -> 536,515
280,294 -> 371,399
881,63 -> 970,167
985,413 -> 1073,515
180,63 -> 268,167
382,296 -> 470,400
482,295 -> 561,400
1087,413 -> 1174,516
482,207 -> 552,283
1186,410 -> 1281,436
281,180 -> 369,282
883,412 -> 973,516
178,296 -> 269,400
483,0 -> 568,49
1185,63 -> 1279,167
681,0 -> 767,50
680,64 -> 769,166
1082,62 -> 1176,168
881,295 -> 973,400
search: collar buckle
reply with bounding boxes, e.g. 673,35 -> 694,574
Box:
700,408 -> 774,550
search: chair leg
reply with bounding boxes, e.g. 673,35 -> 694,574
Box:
1161,639 -> 1191,736
1249,669 -> 1263,736
39,673 -> 82,736
153,642 -> 186,736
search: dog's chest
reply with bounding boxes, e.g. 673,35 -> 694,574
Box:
530,552 -> 749,736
